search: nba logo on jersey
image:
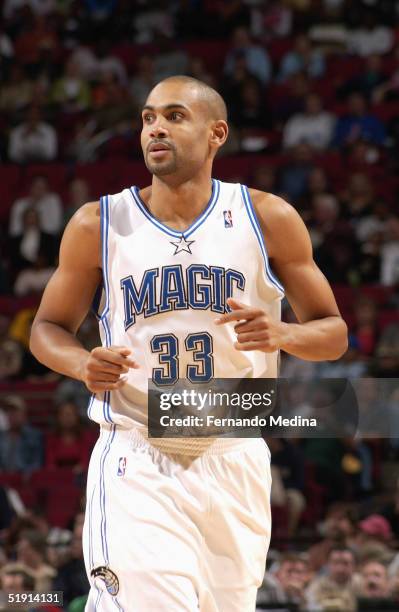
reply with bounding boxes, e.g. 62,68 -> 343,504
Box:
223,210 -> 233,228
117,457 -> 127,476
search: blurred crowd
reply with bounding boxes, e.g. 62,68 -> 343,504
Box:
0,0 -> 399,610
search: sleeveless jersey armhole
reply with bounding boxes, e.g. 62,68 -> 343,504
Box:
240,184 -> 284,296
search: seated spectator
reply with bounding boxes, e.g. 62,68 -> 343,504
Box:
309,191 -> 371,284
153,36 -> 189,82
317,335 -> 367,378
373,47 -> 399,103
332,93 -> 386,148
357,515 -> 393,556
0,562 -> 35,593
16,530 -> 56,592
51,56 -> 91,113
306,546 -> 359,611
278,142 -> 314,204
340,172 -> 377,221
10,207 -> 58,274
83,0 -> 116,22
45,401 -> 94,472
308,505 -> 358,572
132,1 -> 175,44
224,26 -> 272,86
8,175 -> 63,238
272,71 -> 311,121
283,92 -> 335,150
187,56 -> 215,88
130,55 -> 157,108
257,553 -> 309,608
52,512 -> 89,605
251,165 -> 277,194
250,0 -> 293,41
358,559 -> 392,603
91,68 -> 130,113
0,316 -> 23,381
339,54 -> 387,101
370,324 -> 399,380
14,252 -> 55,297
267,437 -> 306,536
91,38 -> 127,85
348,10 -> 393,57
299,166 -> 332,211
0,396 -> 43,475
278,33 -> 325,82
352,295 -> 379,358
64,178 -> 90,224
381,217 -> 399,286
230,78 -> 270,130
70,37 -> 127,83
13,13 -> 59,69
0,63 -> 33,114
8,105 -> 58,163
8,307 -> 55,380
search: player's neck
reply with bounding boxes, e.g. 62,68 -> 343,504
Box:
146,174 -> 213,230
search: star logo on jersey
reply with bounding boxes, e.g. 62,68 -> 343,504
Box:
170,236 -> 195,255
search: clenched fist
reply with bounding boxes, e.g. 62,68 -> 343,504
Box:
81,346 -> 139,393
215,297 -> 288,353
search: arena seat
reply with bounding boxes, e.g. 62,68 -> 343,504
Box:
0,165 -> 21,222
0,472 -> 23,489
182,40 -> 229,74
20,163 -> 68,195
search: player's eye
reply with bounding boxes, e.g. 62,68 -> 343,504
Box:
169,111 -> 183,121
143,113 -> 154,123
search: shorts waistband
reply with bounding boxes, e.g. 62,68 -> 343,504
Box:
100,424 -> 263,456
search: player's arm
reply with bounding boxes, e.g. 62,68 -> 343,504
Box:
216,191 -> 348,361
29,203 -> 138,392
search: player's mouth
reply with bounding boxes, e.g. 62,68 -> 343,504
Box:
148,142 -> 172,159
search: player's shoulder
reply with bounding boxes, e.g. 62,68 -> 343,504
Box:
68,201 -> 100,236
247,188 -> 299,230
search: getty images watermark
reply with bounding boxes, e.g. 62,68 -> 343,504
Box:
156,388 -> 317,428
148,378 -> 399,439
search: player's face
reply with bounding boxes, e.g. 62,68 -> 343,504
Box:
141,82 -> 212,180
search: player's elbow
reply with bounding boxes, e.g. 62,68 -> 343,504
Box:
329,317 -> 349,360
29,320 -> 40,358
29,318 -> 45,361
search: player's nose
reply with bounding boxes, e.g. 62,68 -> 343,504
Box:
149,121 -> 169,139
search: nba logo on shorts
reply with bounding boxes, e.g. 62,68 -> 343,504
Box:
223,210 -> 233,228
117,457 -> 127,476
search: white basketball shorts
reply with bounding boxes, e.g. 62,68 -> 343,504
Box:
83,425 -> 272,611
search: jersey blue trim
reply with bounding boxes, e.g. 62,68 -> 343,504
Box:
99,196 -> 114,424
89,478 -> 96,569
87,393 -> 95,420
129,179 -> 220,239
91,282 -> 103,321
240,185 -> 284,295
100,424 -> 115,566
94,585 -> 102,608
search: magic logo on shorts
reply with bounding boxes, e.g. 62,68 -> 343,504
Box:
91,566 -> 119,596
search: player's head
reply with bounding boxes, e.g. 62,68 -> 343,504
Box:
141,76 -> 228,183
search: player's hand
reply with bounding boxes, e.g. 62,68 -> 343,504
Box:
215,297 -> 288,353
81,346 -> 139,393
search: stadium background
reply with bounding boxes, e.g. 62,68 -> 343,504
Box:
0,0 -> 399,610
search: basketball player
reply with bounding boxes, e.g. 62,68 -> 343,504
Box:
30,76 -> 347,611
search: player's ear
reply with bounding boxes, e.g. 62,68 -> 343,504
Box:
209,120 -> 228,151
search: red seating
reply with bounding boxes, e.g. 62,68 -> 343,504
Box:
45,484 -> 82,528
0,472 -> 23,489
19,164 -> 68,195
74,162 -> 119,198
0,165 -> 21,222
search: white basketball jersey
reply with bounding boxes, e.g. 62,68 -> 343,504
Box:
88,179 -> 284,429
